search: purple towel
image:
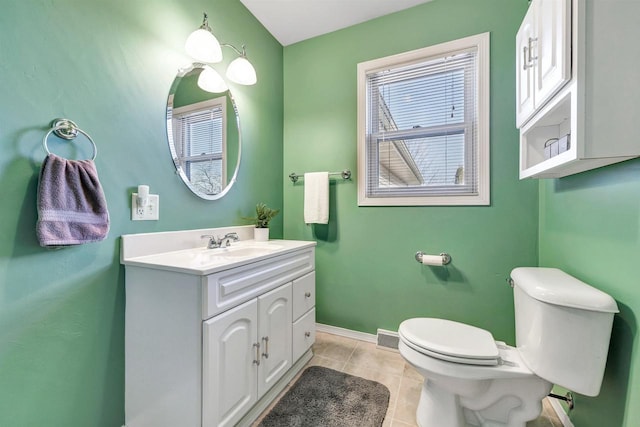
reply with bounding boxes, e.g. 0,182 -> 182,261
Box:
36,154 -> 110,247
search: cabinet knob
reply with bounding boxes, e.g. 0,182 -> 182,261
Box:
304,292 -> 311,298
305,331 -> 311,338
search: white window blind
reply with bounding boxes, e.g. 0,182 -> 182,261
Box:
357,33 -> 490,206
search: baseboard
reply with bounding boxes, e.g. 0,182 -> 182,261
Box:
315,324 -> 402,353
548,397 -> 574,427
315,323 -> 377,343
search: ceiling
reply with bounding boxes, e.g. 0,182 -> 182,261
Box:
240,0 -> 433,46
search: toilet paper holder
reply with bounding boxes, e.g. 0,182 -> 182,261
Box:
415,251 -> 451,266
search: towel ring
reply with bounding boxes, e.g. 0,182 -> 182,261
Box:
42,118 -> 97,161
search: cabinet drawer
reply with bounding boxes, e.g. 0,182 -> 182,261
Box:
292,271 -> 315,321
292,308 -> 315,362
204,248 -> 315,319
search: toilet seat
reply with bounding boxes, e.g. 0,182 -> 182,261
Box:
399,318 -> 500,366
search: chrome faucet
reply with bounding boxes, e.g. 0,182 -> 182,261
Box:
219,232 -> 239,247
201,232 -> 240,249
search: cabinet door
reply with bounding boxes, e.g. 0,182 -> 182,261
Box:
202,299 -> 258,427
516,4 -> 536,128
257,283 -> 293,398
534,0 -> 571,109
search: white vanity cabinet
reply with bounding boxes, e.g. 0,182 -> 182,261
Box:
516,0 -> 571,128
122,239 -> 315,427
517,0 -> 640,179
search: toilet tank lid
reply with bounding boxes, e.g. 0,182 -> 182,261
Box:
511,267 -> 618,313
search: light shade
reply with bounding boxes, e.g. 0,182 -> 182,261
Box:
185,28 -> 222,63
197,66 -> 228,93
226,56 -> 257,85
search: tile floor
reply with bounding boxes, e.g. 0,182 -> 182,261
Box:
254,331 -> 564,427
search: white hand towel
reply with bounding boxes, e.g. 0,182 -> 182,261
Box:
304,172 -> 329,224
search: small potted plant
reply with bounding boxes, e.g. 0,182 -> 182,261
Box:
246,202 -> 279,242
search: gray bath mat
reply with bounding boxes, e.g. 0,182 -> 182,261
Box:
258,366 -> 390,427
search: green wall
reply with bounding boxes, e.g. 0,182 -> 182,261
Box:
540,159 -> 640,427
0,0 -> 283,425
281,0 -> 640,424
283,0 -> 536,343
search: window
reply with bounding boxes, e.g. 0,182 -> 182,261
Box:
357,33 -> 490,206
171,97 -> 227,196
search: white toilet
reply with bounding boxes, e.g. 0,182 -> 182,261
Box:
398,267 -> 618,427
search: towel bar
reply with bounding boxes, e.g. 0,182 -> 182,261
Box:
289,169 -> 351,183
43,118 -> 97,161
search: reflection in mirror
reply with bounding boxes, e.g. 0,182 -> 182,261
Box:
166,64 -> 241,200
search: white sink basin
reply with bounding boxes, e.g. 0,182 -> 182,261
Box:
214,245 -> 284,258
190,244 -> 285,264
126,241 -> 291,273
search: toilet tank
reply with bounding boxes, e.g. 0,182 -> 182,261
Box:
511,267 -> 618,397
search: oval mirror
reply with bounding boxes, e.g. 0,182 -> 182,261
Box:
166,64 -> 241,200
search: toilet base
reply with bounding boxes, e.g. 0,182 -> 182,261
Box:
399,340 -> 552,427
413,375 -> 551,427
415,379 -> 465,427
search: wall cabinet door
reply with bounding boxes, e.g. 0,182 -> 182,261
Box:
516,5 -> 536,127
534,0 -> 571,108
203,299 -> 258,427
516,0 -> 571,128
257,283 -> 292,397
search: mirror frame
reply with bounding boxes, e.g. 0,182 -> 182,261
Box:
166,63 -> 242,200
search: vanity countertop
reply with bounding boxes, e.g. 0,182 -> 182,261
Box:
121,238 -> 316,276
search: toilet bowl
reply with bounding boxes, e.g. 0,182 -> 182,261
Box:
399,318 -> 552,427
398,267 -> 618,427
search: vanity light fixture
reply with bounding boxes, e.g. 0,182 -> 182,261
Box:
185,13 -> 222,63
186,12 -> 258,92
223,44 -> 257,85
197,65 -> 228,93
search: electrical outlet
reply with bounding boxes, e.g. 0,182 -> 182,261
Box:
131,193 -> 159,221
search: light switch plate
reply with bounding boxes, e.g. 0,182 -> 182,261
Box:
131,193 -> 159,221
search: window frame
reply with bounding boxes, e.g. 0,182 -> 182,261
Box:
357,32 -> 490,206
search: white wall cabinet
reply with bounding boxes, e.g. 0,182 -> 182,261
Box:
516,0 -> 571,128
123,245 -> 315,427
517,0 -> 640,179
